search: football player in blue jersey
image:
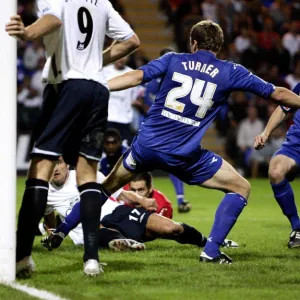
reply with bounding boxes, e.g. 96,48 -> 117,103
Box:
254,82 -> 300,249
98,21 -> 300,264
144,47 -> 191,213
100,128 -> 127,176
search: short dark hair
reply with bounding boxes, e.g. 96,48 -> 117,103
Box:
190,20 -> 224,53
160,47 -> 175,56
104,128 -> 121,141
131,172 -> 153,189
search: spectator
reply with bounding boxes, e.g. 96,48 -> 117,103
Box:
237,106 -> 264,175
257,17 -> 280,52
234,26 -> 252,54
201,0 -> 219,23
285,57 -> 300,90
23,40 -> 44,74
282,21 -> 300,59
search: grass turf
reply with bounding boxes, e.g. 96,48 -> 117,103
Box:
1,177 -> 300,300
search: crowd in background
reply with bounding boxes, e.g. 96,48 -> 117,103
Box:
16,0 -> 300,177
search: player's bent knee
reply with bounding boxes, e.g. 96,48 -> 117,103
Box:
268,167 -> 285,184
233,177 -> 251,200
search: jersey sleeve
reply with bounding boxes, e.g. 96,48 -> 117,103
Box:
106,0 -> 134,41
280,82 -> 300,113
139,52 -> 174,84
154,190 -> 173,219
36,0 -> 63,20
229,63 -> 275,99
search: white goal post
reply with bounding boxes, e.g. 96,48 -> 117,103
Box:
0,1 -> 17,281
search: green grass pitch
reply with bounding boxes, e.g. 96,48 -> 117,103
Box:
1,177 -> 300,300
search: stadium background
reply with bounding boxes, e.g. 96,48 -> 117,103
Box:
16,0 -> 300,178
4,1 -> 300,299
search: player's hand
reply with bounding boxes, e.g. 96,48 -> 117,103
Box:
254,133 -> 268,150
5,15 -> 26,40
140,198 -> 158,212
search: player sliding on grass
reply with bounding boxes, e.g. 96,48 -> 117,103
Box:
97,20 -> 300,264
254,82 -> 300,248
39,159 -> 239,251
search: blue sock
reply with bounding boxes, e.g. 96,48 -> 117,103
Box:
56,201 -> 81,236
204,193 -> 247,258
169,174 -> 184,205
271,179 -> 300,230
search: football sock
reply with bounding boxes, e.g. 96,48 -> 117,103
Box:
17,179 -> 49,262
204,193 -> 247,258
79,182 -> 107,262
169,174 -> 185,205
98,228 -> 126,248
175,223 -> 207,247
271,178 -> 300,230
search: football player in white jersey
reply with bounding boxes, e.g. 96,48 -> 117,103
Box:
6,0 -> 140,277
42,157 -> 156,248
103,57 -> 144,147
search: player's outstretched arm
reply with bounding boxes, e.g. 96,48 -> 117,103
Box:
103,35 -> 140,67
254,106 -> 286,150
270,87 -> 300,109
5,14 -> 62,41
108,70 -> 144,91
118,190 -> 157,212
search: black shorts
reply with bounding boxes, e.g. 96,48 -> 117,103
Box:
101,206 -> 153,242
31,79 -> 109,165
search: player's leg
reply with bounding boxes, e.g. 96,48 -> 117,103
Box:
76,155 -> 105,268
145,214 -> 207,247
168,174 -> 191,213
102,156 -> 139,194
268,153 -> 300,247
17,157 -> 56,270
145,214 -> 239,248
198,158 -> 250,263
16,84 -> 61,277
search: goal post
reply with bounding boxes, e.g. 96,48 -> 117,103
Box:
0,1 -> 17,281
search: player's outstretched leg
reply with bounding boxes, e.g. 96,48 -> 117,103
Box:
199,159 -> 250,264
168,174 -> 191,213
145,211 -> 239,248
145,213 -> 207,246
41,201 -> 83,250
268,155 -> 300,248
16,157 -> 55,278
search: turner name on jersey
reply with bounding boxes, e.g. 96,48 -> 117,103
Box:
37,0 -> 134,84
46,170 -> 123,245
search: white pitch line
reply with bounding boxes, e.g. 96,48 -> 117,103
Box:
0,280 -> 69,300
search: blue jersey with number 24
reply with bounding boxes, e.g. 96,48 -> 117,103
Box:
137,50 -> 275,158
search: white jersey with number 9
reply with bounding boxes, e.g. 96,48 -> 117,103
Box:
37,0 -> 134,85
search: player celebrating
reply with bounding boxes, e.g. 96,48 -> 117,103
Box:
98,20 -> 300,264
254,82 -> 300,248
6,0 -> 139,277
